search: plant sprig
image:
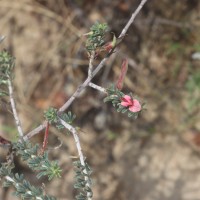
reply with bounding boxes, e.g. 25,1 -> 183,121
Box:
13,140 -> 62,180
0,163 -> 56,200
73,160 -> 93,200
0,50 -> 15,77
44,107 -> 76,130
86,22 -> 108,53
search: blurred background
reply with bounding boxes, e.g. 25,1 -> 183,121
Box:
0,0 -> 200,199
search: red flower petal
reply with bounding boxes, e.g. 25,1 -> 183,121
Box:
121,95 -> 133,107
129,99 -> 141,112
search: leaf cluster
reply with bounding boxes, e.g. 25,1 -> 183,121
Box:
44,107 -> 59,124
0,50 -> 14,97
44,107 -> 76,130
86,22 -> 108,53
56,111 -> 76,129
0,50 -> 15,77
104,85 -> 143,119
0,163 -> 56,200
13,140 -> 62,180
73,160 -> 93,200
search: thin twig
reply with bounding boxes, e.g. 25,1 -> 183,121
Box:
89,82 -> 107,94
119,0 -> 148,38
58,56 -> 108,112
88,51 -> 95,78
59,118 -> 92,200
23,121 -> 48,141
41,122 -> 50,154
24,0 -> 149,139
7,78 -> 24,137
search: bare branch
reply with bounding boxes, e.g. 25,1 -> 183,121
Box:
119,0 -> 148,38
59,56 -> 108,112
88,51 -> 95,78
7,79 -> 24,137
89,82 -> 107,94
59,118 -> 92,200
23,121 -> 47,141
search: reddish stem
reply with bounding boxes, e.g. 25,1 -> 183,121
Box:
116,58 -> 129,90
0,135 -> 11,146
41,122 -> 50,154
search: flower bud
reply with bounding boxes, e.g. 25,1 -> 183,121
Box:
104,34 -> 117,52
116,58 -> 128,90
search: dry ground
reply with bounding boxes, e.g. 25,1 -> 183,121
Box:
0,0 -> 200,199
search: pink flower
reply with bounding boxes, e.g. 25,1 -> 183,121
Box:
121,95 -> 141,113
121,95 -> 132,107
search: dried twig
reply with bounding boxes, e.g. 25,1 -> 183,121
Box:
7,79 -> 24,137
23,121 -> 47,141
119,0 -> 148,38
88,82 -> 107,94
88,51 -> 95,78
58,118 -> 92,200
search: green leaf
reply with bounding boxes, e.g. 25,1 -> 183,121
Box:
103,96 -> 111,103
86,22 -> 108,52
121,108 -> 128,113
0,90 -> 8,96
44,107 -> 58,124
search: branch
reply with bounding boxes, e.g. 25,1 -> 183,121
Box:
23,121 -> 47,141
24,0 -> 149,140
7,78 -> 24,137
88,51 -> 95,78
119,0 -> 148,38
4,175 -> 52,200
88,82 -> 107,94
58,118 -> 92,200
58,56 -> 109,113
